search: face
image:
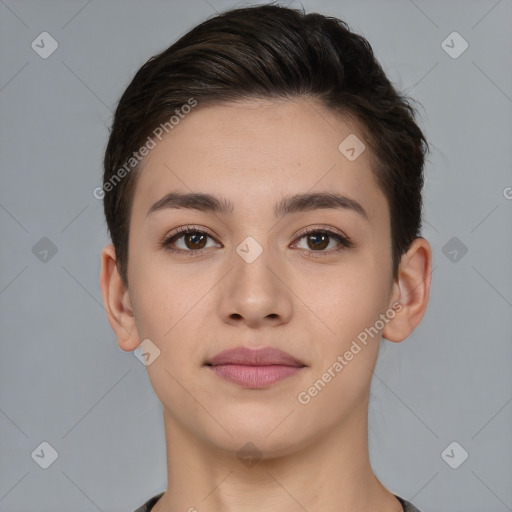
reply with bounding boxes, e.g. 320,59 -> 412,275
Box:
122,97 -> 398,455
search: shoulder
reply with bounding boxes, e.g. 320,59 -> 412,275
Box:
133,491 -> 420,512
132,491 -> 165,512
394,494 -> 423,512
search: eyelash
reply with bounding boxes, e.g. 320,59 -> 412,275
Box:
160,225 -> 354,258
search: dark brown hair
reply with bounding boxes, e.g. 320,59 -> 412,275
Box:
102,3 -> 429,287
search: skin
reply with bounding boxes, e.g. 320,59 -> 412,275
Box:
100,96 -> 432,512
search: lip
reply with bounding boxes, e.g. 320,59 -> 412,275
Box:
206,346 -> 305,367
205,346 -> 306,389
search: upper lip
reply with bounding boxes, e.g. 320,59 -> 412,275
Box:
205,346 -> 306,367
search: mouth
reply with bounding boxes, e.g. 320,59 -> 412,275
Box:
204,346 -> 306,389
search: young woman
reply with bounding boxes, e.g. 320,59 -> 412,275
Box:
99,4 -> 432,511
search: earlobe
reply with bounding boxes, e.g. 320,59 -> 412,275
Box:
383,237 -> 432,343
99,244 -> 140,352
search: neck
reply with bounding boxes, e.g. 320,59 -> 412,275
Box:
152,402 -> 403,512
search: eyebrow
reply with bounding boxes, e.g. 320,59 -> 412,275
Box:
146,191 -> 369,221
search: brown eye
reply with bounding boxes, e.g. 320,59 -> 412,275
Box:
294,228 -> 354,255
160,226 -> 353,257
161,227 -> 220,255
306,232 -> 329,250
182,232 -> 208,250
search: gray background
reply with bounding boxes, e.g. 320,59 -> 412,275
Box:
1,1 -> 511,511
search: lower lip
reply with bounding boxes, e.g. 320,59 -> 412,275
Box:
208,364 -> 303,389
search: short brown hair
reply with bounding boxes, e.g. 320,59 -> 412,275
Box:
102,3 -> 429,287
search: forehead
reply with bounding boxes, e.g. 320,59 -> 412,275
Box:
131,97 -> 387,224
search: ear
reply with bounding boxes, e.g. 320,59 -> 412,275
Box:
383,237 -> 432,343
99,244 -> 141,352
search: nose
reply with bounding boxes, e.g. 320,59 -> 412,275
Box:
217,239 -> 293,329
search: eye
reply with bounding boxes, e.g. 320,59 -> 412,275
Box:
292,227 -> 354,256
160,226 -> 220,256
160,225 -> 354,257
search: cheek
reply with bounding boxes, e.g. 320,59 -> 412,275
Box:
128,265 -> 179,349
295,259 -> 389,336
292,266 -> 388,417
291,261 -> 392,393
128,257 -> 208,363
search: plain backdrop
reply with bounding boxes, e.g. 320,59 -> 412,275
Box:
1,1 -> 511,511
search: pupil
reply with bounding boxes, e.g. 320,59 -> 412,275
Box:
188,233 -> 206,249
309,233 -> 328,250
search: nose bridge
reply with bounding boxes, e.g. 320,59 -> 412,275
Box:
230,203 -> 279,269
232,231 -> 280,292
219,229 -> 291,325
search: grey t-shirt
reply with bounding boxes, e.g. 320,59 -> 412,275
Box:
133,491 -> 422,511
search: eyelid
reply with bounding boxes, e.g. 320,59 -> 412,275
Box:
294,224 -> 351,241
291,225 -> 355,252
160,224 -> 220,248
164,224 -> 217,240
160,224 -> 354,254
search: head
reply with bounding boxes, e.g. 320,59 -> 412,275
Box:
100,4 -> 431,457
